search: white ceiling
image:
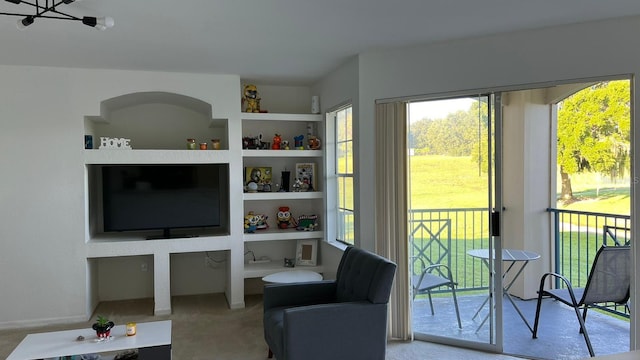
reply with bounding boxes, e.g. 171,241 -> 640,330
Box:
1,0 -> 640,85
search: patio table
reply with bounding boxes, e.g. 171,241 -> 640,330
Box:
467,248 -> 540,333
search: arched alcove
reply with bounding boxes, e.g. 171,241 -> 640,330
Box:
85,91 -> 227,150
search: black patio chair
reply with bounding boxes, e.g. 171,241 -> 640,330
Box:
412,256 -> 462,328
532,245 -> 631,357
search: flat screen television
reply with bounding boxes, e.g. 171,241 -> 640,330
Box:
102,164 -> 228,239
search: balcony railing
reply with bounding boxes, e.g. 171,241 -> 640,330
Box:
547,208 -> 630,318
410,207 -> 631,317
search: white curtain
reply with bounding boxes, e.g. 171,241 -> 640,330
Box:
375,102 -> 411,340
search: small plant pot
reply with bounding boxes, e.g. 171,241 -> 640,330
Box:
93,321 -> 114,339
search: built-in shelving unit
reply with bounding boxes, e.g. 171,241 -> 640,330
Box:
241,112 -> 325,278
82,92 -> 326,314
83,92 -> 234,315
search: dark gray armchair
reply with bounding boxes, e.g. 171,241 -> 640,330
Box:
263,246 -> 397,360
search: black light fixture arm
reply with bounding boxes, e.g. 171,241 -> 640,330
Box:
1,0 -> 113,29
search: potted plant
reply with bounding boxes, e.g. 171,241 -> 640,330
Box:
92,315 -> 115,339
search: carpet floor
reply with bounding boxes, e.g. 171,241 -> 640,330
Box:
0,293 -> 523,360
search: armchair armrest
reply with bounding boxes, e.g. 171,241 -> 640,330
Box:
284,302 -> 388,360
264,280 -> 337,311
537,272 -> 580,306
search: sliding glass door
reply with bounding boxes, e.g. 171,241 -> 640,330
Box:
408,94 -> 503,352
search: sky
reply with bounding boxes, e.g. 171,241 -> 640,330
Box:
408,98 -> 475,123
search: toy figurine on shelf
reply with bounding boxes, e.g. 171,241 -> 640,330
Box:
292,178 -> 303,192
243,84 -> 261,113
294,135 -> 304,149
272,134 -> 282,150
282,140 -> 290,150
244,211 -> 268,233
307,136 -> 321,150
296,214 -> 318,231
277,206 -> 296,229
244,212 -> 259,233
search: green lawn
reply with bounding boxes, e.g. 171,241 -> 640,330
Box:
408,155 -> 631,292
409,155 -> 630,214
409,155 -> 488,209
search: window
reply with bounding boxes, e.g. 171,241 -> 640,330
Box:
335,106 -> 354,244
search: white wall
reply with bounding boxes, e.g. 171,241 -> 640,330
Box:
311,56 -> 360,270
0,66 -> 241,328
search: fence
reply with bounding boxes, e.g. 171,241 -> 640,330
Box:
410,207 -> 631,317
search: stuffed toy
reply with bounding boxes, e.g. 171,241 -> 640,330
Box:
243,84 -> 261,113
272,134 -> 282,150
307,136 -> 321,150
277,206 -> 295,229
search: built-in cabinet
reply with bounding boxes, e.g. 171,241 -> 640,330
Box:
83,92 -> 325,315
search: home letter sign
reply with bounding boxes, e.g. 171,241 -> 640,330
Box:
99,137 -> 132,149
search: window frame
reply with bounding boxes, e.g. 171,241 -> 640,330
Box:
327,105 -> 354,245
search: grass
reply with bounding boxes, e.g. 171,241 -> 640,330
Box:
409,155 -> 488,209
408,154 -> 631,292
409,155 -> 630,214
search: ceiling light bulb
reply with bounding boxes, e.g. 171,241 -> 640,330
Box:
82,16 -> 114,30
95,16 -> 114,30
16,16 -> 33,30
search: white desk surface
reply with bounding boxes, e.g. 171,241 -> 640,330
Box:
262,269 -> 323,283
7,320 -> 171,360
467,248 -> 541,262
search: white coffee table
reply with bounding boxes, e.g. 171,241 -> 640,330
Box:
7,320 -> 171,360
262,269 -> 323,283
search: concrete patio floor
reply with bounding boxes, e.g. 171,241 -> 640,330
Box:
412,294 -> 630,359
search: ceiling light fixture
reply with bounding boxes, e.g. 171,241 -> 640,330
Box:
1,0 -> 114,30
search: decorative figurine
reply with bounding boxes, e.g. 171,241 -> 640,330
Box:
272,134 -> 282,150
307,136 -> 321,150
243,84 -> 261,113
282,140 -> 290,150
244,212 -> 268,233
296,214 -> 318,231
292,178 -> 303,192
243,136 -> 261,149
277,206 -> 295,229
244,212 -> 258,233
294,134 -> 304,149
284,258 -> 295,268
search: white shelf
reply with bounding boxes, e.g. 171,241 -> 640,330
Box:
241,111 -> 326,282
243,191 -> 322,201
84,149 -> 231,164
242,149 -> 322,157
241,112 -> 323,122
87,233 -> 232,258
243,260 -> 325,278
243,229 -> 323,242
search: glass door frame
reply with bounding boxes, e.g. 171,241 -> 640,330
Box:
409,92 -> 505,354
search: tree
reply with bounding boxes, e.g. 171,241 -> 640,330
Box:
410,102 -> 486,157
557,81 -> 630,200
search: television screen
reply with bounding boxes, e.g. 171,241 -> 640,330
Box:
102,164 -> 227,238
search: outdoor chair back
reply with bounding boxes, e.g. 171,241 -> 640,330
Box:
532,245 -> 630,357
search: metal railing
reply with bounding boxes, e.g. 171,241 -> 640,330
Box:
547,208 -> 631,318
410,207 -> 631,317
409,208 -> 490,292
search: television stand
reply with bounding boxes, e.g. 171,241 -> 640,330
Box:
146,229 -> 200,240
